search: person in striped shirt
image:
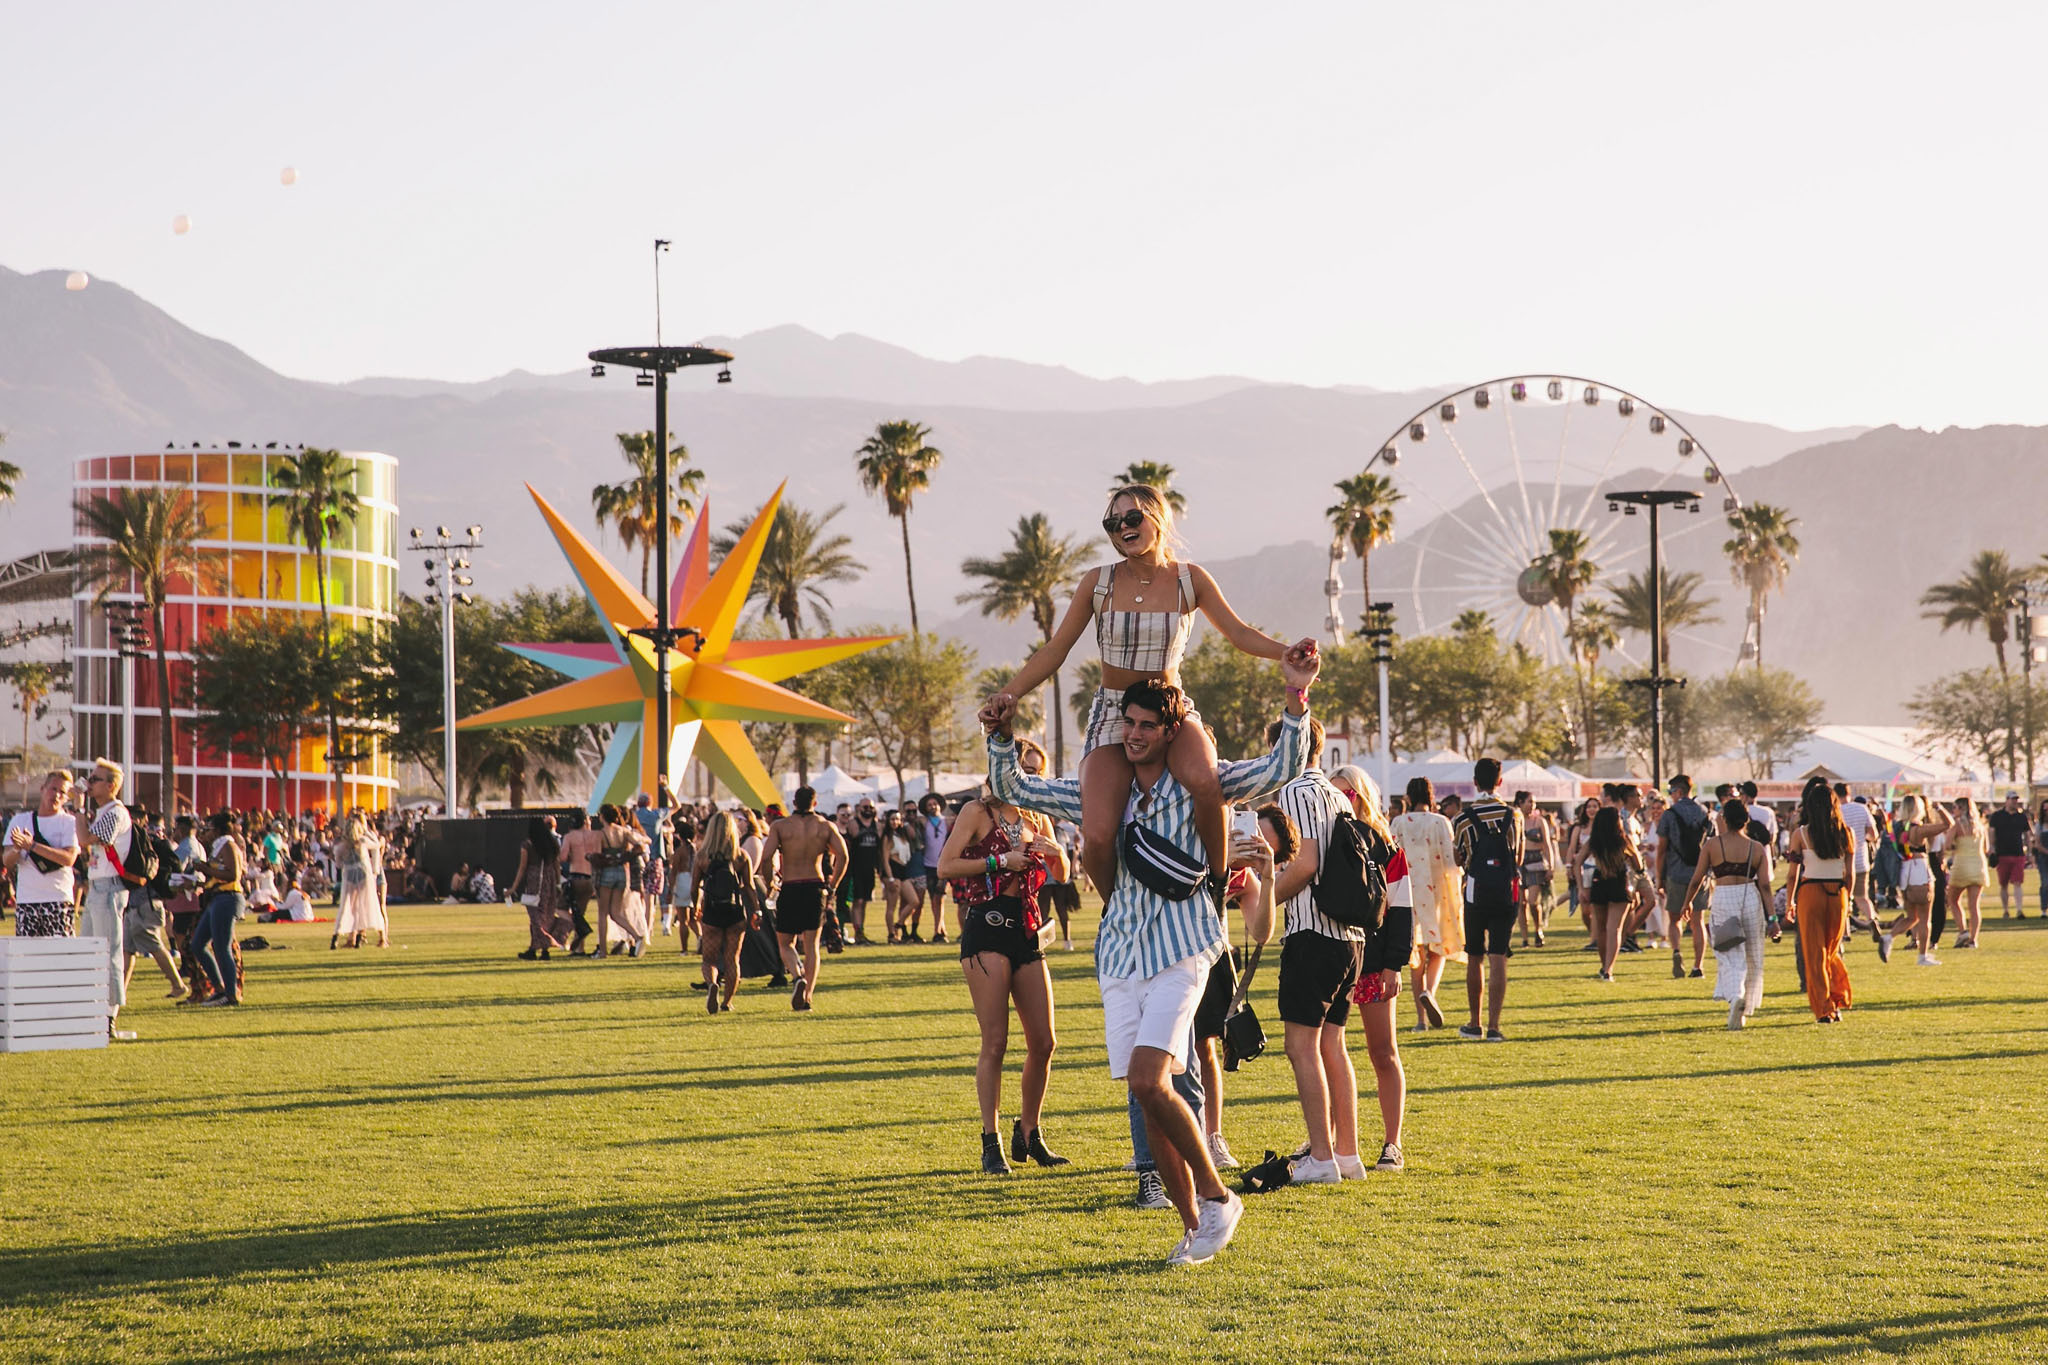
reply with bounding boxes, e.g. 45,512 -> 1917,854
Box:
988,651 -> 1318,1266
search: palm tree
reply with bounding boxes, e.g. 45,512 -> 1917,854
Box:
1921,550 -> 2026,676
1532,528 -> 1599,756
1723,504 -> 1801,670
1566,600 -> 1620,760
1326,471 -> 1402,624
271,448 -> 365,814
959,512 -> 1092,772
10,661 -> 57,801
718,501 -> 863,639
1070,659 -> 1102,735
0,430 -> 19,508
1109,461 -> 1186,515
75,488 -> 212,812
591,432 -> 704,597
1609,568 -> 1722,666
855,420 -> 943,634
716,501 -> 864,786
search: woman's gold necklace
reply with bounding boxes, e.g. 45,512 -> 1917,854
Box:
1133,562 -> 1159,604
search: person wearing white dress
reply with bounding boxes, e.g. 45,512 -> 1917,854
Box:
1388,776 -> 1464,1032
1677,798 -> 1774,1029
331,814 -> 388,949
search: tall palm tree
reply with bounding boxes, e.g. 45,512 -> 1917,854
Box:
1533,528 -> 1599,754
591,432 -> 704,597
855,420 -> 943,634
10,661 -> 57,802
1566,600 -> 1620,760
271,448 -> 364,814
1921,549 -> 2026,676
1609,568 -> 1722,666
1723,503 -> 1801,670
75,488 -> 212,812
1326,471 -> 1402,622
715,501 -> 864,786
959,512 -> 1092,772
1109,461 -> 1186,515
1070,659 -> 1102,735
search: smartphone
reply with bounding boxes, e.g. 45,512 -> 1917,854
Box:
1230,808 -> 1260,841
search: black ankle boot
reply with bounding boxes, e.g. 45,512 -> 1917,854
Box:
1013,1119 -> 1070,1167
982,1130 -> 1012,1175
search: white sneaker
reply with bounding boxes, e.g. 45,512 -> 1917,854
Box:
1292,1155 -> 1341,1185
1063,937 -> 1075,951
1165,1231 -> 1211,1266
1207,1132 -> 1240,1169
1336,1153 -> 1369,1181
1185,1191 -> 1244,1261
660,917 -> 672,936
1917,953 -> 1941,966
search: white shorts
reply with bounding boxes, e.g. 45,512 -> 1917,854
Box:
1899,857 -> 1930,890
1099,954 -> 1208,1080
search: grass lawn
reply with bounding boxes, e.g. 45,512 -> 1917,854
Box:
4,894 -> 2047,1364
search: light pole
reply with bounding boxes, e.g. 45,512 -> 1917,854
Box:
410,525 -> 482,815
587,337 -> 732,798
1361,600 -> 1395,802
106,601 -> 150,777
1604,488 -> 1701,786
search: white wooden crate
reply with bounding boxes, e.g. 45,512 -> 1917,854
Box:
1,937 -> 110,1053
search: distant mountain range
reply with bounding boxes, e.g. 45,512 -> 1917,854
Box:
9,260 -> 2035,724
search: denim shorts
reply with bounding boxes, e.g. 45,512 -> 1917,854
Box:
595,865 -> 626,890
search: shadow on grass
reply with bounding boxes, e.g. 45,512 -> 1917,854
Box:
0,1176 -> 1156,1316
1507,1298 -> 2048,1364
1407,1044 -> 2048,1098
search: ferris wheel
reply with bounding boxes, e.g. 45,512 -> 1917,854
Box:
1324,376 -> 1752,667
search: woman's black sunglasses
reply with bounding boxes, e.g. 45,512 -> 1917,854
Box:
1101,509 -> 1148,535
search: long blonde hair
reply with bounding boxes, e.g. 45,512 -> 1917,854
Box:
1330,764 -> 1390,840
1104,483 -> 1185,557
701,810 -> 739,863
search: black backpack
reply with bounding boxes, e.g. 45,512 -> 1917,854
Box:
118,808 -> 161,888
701,856 -> 742,907
1311,812 -> 1388,931
1463,804 -> 1522,903
1670,800 -> 1708,868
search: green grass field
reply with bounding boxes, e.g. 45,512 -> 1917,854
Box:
4,896 -> 2047,1364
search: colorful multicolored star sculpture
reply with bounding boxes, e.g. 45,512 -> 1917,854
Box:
457,482 -> 894,811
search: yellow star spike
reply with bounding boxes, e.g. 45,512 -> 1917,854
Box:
458,485 -> 899,811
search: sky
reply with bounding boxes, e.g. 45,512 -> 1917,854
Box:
6,1 -> 2048,431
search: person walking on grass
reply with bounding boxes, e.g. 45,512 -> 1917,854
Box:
1881,796 -> 1949,966
1515,791 -> 1556,948
1787,780 -> 1854,1023
1835,782 -> 1879,932
2034,799 -> 2048,918
1453,757 -> 1522,1043
691,811 -> 762,1013
1944,798 -> 1989,952
1656,775 -> 1711,980
591,805 -> 648,959
935,745 -> 1073,1175
1987,793 -> 2030,920
332,813 -> 388,950
192,811 -> 247,1007
80,759 -> 136,1040
755,787 -> 848,1010
989,652 -> 1319,1267
559,810 -> 599,956
920,792 -> 952,943
1582,807 -> 1645,982
1677,797 -> 1774,1030
512,817 -> 565,961
1391,776 -> 1461,1033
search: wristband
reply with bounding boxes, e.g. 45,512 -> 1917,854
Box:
1287,686 -> 1308,707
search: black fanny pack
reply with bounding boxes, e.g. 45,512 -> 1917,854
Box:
26,813 -> 65,876
1119,820 -> 1208,901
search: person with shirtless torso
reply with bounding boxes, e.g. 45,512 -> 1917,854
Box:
756,786 -> 849,1011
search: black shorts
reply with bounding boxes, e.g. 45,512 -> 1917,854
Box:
1586,876 -> 1628,906
843,864 -> 877,902
1361,905 -> 1414,976
1277,931 -> 1362,1028
925,869 -> 945,898
1464,894 -> 1517,957
958,895 -> 1043,968
1193,947 -> 1241,1040
775,881 -> 830,934
701,901 -> 746,931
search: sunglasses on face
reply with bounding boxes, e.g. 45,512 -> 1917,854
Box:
1101,509 -> 1148,536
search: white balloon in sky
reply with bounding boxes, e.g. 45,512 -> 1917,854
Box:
65,271 -> 89,291
280,166 -> 298,186
172,214 -> 192,235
